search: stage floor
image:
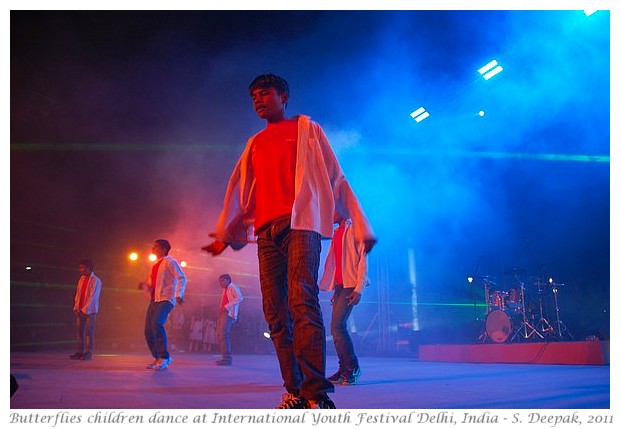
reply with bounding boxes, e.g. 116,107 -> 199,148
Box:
9,351 -> 609,409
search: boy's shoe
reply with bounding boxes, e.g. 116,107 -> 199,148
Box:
154,357 -> 172,371
308,395 -> 337,409
327,369 -> 344,383
216,358 -> 232,366
69,352 -> 83,360
146,359 -> 160,369
275,393 -> 309,409
81,352 -> 92,360
341,367 -> 362,385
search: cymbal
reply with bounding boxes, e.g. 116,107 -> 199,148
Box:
476,275 -> 497,285
504,268 -> 526,276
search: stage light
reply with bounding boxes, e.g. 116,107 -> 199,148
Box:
408,249 -> 420,331
180,261 -> 187,268
129,252 -> 138,261
478,60 -> 497,74
148,253 -> 157,262
25,266 -> 32,271
478,60 -> 503,80
410,107 -> 430,123
548,277 -> 554,284
478,110 -> 485,117
262,332 -> 271,339
467,276 -> 474,283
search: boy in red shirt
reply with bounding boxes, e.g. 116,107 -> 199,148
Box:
204,74 -> 376,408
70,259 -> 102,361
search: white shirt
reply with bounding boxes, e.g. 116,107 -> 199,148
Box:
145,255 -> 186,305
73,273 -> 102,314
319,220 -> 369,295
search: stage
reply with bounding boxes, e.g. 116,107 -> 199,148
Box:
9,346 -> 609,410
419,340 -> 610,365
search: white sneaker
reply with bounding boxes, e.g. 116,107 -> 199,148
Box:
146,358 -> 161,369
155,357 -> 172,371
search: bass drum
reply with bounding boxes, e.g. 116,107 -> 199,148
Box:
485,309 -> 517,343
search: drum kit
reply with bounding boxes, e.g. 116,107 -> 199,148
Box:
475,268 -> 572,343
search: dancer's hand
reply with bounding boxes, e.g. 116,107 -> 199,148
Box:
347,291 -> 362,306
364,239 -> 377,254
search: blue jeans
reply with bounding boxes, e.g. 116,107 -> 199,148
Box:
216,310 -> 235,361
144,300 -> 174,359
257,216 -> 334,401
76,312 -> 97,354
331,286 -> 359,373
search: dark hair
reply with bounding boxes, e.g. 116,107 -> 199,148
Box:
79,259 -> 94,271
219,273 -> 232,283
249,74 -> 289,97
155,239 -> 171,255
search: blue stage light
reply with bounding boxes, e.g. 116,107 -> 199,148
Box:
478,60 -> 503,80
478,60 -> 498,75
410,107 -> 430,122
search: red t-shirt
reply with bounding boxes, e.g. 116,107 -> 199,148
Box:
333,224 -> 345,286
150,259 -> 163,300
251,119 -> 298,232
78,275 -> 90,309
219,288 -> 229,312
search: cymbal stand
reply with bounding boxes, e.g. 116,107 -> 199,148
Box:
477,326 -> 489,343
476,278 -> 492,343
551,284 -> 573,340
534,282 -> 554,337
510,282 -> 543,342
483,279 -> 492,316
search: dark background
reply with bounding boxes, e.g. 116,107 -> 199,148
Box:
10,10 -> 610,356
